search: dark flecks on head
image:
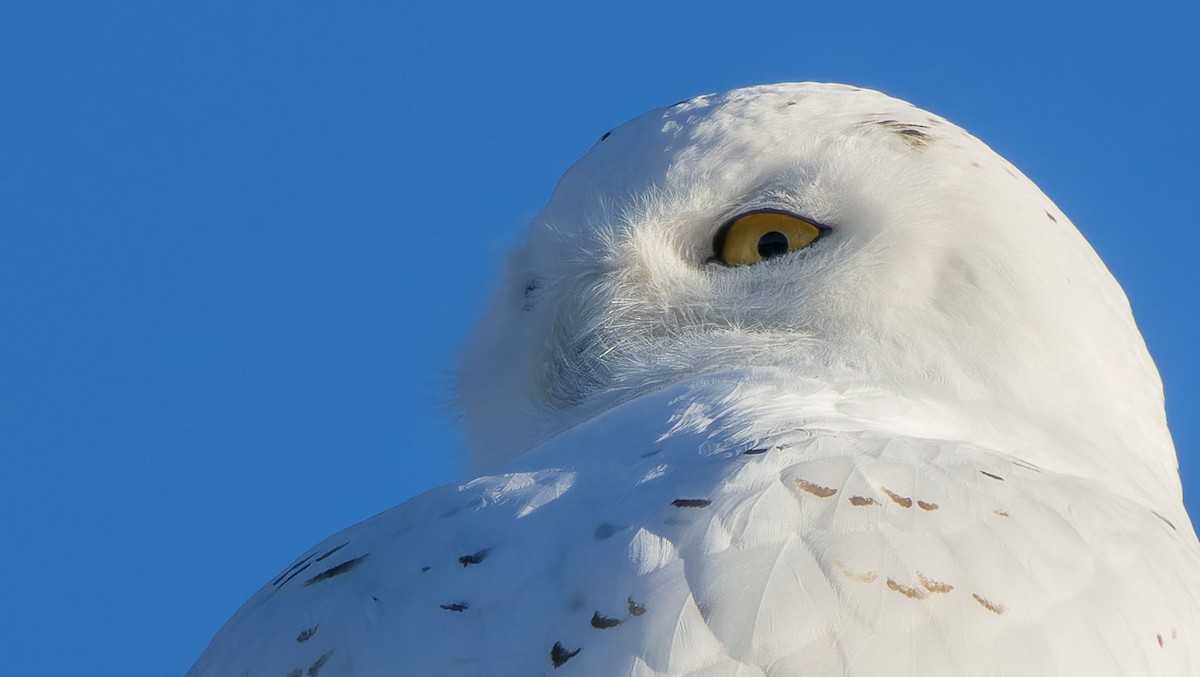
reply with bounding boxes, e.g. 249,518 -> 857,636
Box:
551,642 -> 581,668
305,554 -> 370,586
742,447 -> 769,455
296,625 -> 319,643
315,542 -> 349,562
440,602 -> 470,612
421,565 -> 431,572
459,548 -> 490,567
591,611 -> 622,629
980,471 -> 1005,481
1045,210 -> 1058,223
522,279 -> 541,311
871,119 -> 934,151
276,561 -> 313,588
273,551 -> 318,586
671,498 -> 712,508
599,130 -> 612,142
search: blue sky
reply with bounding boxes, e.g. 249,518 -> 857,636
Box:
1,2 -> 1197,675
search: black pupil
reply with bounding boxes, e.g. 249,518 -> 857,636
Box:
757,231 -> 790,258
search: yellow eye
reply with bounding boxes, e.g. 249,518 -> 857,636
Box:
710,210 -> 825,265
712,211 -> 825,267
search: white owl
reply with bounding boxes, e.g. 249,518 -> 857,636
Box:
189,83 -> 1200,676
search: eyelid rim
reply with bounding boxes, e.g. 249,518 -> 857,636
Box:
710,208 -> 831,265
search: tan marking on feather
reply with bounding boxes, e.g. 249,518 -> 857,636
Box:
918,572 -> 953,593
849,495 -> 878,507
917,500 -> 939,511
881,488 -> 912,508
887,578 -> 928,599
973,593 -> 1005,614
994,510 -> 1009,517
833,560 -> 878,584
794,478 -> 837,498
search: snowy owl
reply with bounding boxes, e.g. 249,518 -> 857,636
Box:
189,83 -> 1200,676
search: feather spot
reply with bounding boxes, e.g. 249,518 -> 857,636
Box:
551,642 -> 581,668
795,478 -> 837,498
308,649 -> 334,676
671,498 -> 711,508
1154,511 -> 1177,530
742,447 -> 769,455
421,566 -> 431,572
1014,459 -> 1044,472
918,572 -> 953,593
286,670 -> 302,677
296,625 -> 319,643
833,560 -> 877,584
849,495 -> 879,507
458,549 -> 490,567
1045,210 -> 1057,223
994,510 -> 1010,517
440,602 -> 469,612
980,471 -> 1005,481
594,522 -> 627,539
882,487 -> 912,508
972,593 -> 1006,614
591,611 -> 622,629
599,131 -> 612,142
917,499 -> 939,511
304,555 -> 369,586
1158,633 -> 1165,648
887,578 -> 928,599
628,597 -> 646,616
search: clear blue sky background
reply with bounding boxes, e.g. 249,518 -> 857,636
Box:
1,2 -> 1197,675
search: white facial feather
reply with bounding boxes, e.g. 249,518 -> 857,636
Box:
459,82 -> 1174,505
